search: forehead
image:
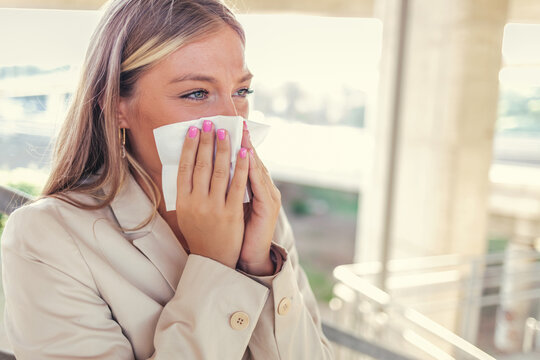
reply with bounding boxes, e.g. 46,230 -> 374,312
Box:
156,26 -> 247,79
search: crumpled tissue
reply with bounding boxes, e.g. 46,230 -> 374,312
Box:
153,115 -> 270,211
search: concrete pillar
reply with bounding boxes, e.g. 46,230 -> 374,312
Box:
357,0 -> 509,261
356,0 -> 509,351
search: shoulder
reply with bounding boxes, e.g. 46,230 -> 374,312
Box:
1,195 -> 108,289
4,196 -> 68,238
1,197 -> 106,310
1,193 -> 108,258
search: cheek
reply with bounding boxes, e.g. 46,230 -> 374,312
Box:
134,96 -> 166,129
235,99 -> 250,118
124,98 -> 164,157
132,96 -> 184,130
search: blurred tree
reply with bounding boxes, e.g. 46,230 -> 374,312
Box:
252,81 -> 366,127
498,87 -> 540,132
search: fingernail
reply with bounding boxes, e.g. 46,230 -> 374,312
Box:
203,120 -> 212,132
217,129 -> 226,140
249,148 -> 254,155
243,121 -> 248,130
239,147 -> 247,159
188,126 -> 198,138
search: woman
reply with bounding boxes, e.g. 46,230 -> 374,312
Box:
1,0 -> 333,359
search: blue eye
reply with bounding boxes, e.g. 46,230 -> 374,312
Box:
181,89 -> 208,101
235,88 -> 254,97
180,88 -> 253,101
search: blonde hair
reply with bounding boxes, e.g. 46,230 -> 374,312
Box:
41,0 -> 245,229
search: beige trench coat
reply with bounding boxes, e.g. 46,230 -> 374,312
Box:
1,172 -> 334,359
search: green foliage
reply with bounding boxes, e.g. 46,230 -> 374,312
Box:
290,185 -> 359,217
300,261 -> 334,303
487,236 -> 509,253
291,199 -> 311,215
304,186 -> 359,216
7,182 -> 40,197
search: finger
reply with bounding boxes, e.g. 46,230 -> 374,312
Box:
243,202 -> 252,222
247,149 -> 273,202
254,149 -> 276,188
177,126 -> 199,196
240,122 -> 270,190
225,148 -> 250,207
254,154 -> 281,202
209,128 -> 231,204
242,122 -> 279,202
241,121 -> 250,149
245,131 -> 276,188
243,123 -> 271,181
192,120 -> 215,195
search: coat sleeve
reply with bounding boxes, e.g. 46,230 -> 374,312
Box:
148,254 -> 270,359
1,202 -> 272,359
240,207 -> 335,359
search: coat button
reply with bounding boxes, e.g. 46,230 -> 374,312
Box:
277,297 -> 292,315
230,311 -> 250,330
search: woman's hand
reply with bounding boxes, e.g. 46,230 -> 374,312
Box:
238,122 -> 282,276
175,120 -> 250,269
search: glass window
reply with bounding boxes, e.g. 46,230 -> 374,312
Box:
239,14 -> 381,305
0,9 -> 381,322
495,23 -> 540,167
489,23 -> 540,251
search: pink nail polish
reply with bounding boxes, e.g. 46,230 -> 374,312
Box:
249,148 -> 254,155
203,120 -> 212,132
188,126 -> 198,138
239,147 -> 247,159
217,129 -> 226,140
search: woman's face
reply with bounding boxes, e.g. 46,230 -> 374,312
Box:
118,25 -> 252,179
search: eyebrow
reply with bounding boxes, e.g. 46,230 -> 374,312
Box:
168,72 -> 253,84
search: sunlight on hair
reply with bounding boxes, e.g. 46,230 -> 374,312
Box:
122,36 -> 185,72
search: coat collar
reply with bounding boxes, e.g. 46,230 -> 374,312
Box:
108,171 -> 188,292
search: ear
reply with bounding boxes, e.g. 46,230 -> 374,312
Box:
117,97 -> 132,129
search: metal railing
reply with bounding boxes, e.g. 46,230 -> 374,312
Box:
331,250 -> 540,359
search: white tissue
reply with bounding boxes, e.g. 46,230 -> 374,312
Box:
153,115 -> 270,211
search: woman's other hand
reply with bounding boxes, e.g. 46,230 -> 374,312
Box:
238,122 -> 282,276
175,120 -> 249,269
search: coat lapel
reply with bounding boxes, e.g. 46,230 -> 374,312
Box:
108,172 -> 188,292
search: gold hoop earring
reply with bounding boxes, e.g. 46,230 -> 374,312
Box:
119,128 -> 126,159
